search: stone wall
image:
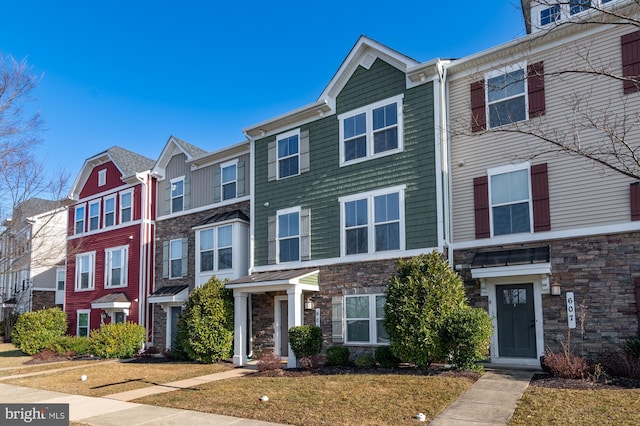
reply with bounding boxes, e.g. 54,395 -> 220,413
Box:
454,231 -> 640,360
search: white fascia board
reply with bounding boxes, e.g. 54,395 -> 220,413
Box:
243,100 -> 332,139
471,263 -> 551,279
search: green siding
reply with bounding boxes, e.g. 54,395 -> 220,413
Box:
255,58 -> 437,266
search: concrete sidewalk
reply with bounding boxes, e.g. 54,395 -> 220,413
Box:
430,367 -> 537,425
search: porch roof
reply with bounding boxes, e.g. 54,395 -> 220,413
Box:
226,268 -> 320,293
91,292 -> 131,310
148,285 -> 189,305
471,246 -> 551,279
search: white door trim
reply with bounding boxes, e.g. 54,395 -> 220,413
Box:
274,295 -> 288,356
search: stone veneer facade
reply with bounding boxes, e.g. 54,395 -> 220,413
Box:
453,231 -> 640,360
151,200 -> 249,349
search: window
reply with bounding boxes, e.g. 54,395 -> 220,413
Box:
77,310 -> 90,337
277,130 -> 299,179
170,239 -> 183,278
105,246 -> 128,287
104,196 -> 115,227
486,65 -> 526,128
489,165 -> 532,236
171,178 -> 184,213
120,192 -> 132,223
198,225 -> 233,272
74,205 -> 85,234
339,95 -> 403,165
540,5 -> 560,26
341,187 -> 404,256
218,225 -> 233,270
98,169 -> 107,186
75,252 -> 95,291
570,0 -> 591,15
88,201 -> 100,231
345,294 -> 388,344
113,312 -> 126,324
221,161 -> 237,200
56,268 -> 65,291
278,208 -> 300,263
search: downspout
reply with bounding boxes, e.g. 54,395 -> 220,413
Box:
135,171 -> 152,344
437,60 -> 453,266
244,131 -> 256,276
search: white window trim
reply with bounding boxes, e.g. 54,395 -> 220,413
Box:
485,62 -> 529,129
98,169 -> 107,187
56,267 -> 65,291
532,0 -> 617,30
75,251 -> 96,292
487,162 -> 534,238
221,159 -> 238,200
339,185 -> 406,257
119,190 -> 133,224
88,200 -> 100,231
195,224 -> 235,273
217,224 -> 233,270
338,94 -> 404,167
170,176 -> 185,214
105,245 -> 128,288
276,206 -> 301,263
103,195 -> 116,228
169,238 -> 183,279
77,309 -> 91,337
276,129 -> 301,180
344,294 -> 387,346
74,204 -> 86,235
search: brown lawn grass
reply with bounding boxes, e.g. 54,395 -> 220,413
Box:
0,343 -> 32,368
510,387 -> 640,425
135,373 -> 476,425
4,361 -> 233,397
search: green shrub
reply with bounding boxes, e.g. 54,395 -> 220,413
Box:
354,354 -> 375,368
90,322 -> 146,358
384,252 -> 468,368
375,345 -> 401,368
440,306 -> 492,371
46,335 -> 91,356
623,337 -> 640,359
12,308 -> 67,355
325,346 -> 350,366
288,325 -> 323,360
177,277 -> 234,363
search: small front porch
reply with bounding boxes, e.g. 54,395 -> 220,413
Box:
226,268 -> 319,369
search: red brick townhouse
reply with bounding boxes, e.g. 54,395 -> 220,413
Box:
65,146 -> 156,339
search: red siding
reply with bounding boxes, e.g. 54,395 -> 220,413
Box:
531,163 -> 551,232
631,182 -> 640,221
65,224 -> 143,335
79,161 -> 124,199
473,176 -> 490,238
470,80 -> 486,132
622,30 -> 640,94
527,61 -> 546,118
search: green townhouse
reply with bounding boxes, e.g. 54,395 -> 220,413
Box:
227,36 -> 450,367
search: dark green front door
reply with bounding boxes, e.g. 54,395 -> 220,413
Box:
496,284 -> 536,358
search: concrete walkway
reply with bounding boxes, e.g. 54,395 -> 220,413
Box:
430,367 -> 537,425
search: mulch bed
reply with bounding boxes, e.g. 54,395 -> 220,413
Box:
530,372 -> 640,390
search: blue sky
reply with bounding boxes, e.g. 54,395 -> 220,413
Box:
1,1 -> 527,188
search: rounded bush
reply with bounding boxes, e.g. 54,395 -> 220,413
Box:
375,345 -> 401,368
325,346 -> 350,366
384,252 -> 467,368
177,277 -> 234,363
90,322 -> 146,359
439,306 -> 492,371
288,325 -> 322,360
355,354 -> 375,368
12,308 -> 67,355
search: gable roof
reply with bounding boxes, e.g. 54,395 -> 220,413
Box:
68,146 -> 155,200
243,35 -> 438,139
152,135 -> 208,179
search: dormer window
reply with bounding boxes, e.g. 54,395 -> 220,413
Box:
540,5 -> 560,25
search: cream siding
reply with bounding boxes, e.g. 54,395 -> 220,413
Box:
449,24 -> 640,242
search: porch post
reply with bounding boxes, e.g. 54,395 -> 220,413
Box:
286,286 -> 303,368
233,291 -> 248,366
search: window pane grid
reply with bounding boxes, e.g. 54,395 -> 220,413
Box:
345,295 -> 387,345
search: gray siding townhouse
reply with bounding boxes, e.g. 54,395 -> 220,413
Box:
227,36 -> 447,367
448,0 -> 640,366
149,136 -> 250,350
